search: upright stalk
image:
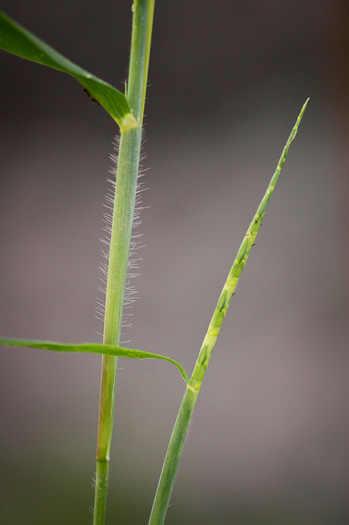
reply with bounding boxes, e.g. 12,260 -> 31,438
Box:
148,101 -> 308,525
93,2 -> 155,524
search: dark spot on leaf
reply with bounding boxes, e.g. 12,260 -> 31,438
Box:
84,88 -> 100,105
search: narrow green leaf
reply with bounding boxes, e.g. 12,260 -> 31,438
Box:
0,10 -> 138,131
0,338 -> 189,384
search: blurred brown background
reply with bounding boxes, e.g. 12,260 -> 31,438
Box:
0,1 -> 348,523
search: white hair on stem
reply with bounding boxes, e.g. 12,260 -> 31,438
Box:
95,133 -> 149,344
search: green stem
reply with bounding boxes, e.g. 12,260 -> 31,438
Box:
93,128 -> 142,525
148,100 -> 309,525
148,385 -> 199,525
93,2 -> 155,524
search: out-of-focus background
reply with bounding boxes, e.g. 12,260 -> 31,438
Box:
0,1 -> 348,523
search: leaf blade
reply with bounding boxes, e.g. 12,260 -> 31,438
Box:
0,10 -> 137,130
0,338 -> 189,383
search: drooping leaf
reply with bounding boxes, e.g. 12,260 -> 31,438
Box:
0,10 -> 137,131
0,338 -> 189,383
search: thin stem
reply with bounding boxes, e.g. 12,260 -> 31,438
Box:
148,100 -> 308,525
93,129 -> 142,525
93,2 -> 155,524
148,386 -> 198,525
128,0 -> 155,125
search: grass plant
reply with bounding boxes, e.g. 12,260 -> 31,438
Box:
0,3 -> 308,524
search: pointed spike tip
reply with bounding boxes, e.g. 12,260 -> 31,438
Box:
300,98 -> 310,118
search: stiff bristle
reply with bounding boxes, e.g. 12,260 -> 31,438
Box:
96,134 -> 148,343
